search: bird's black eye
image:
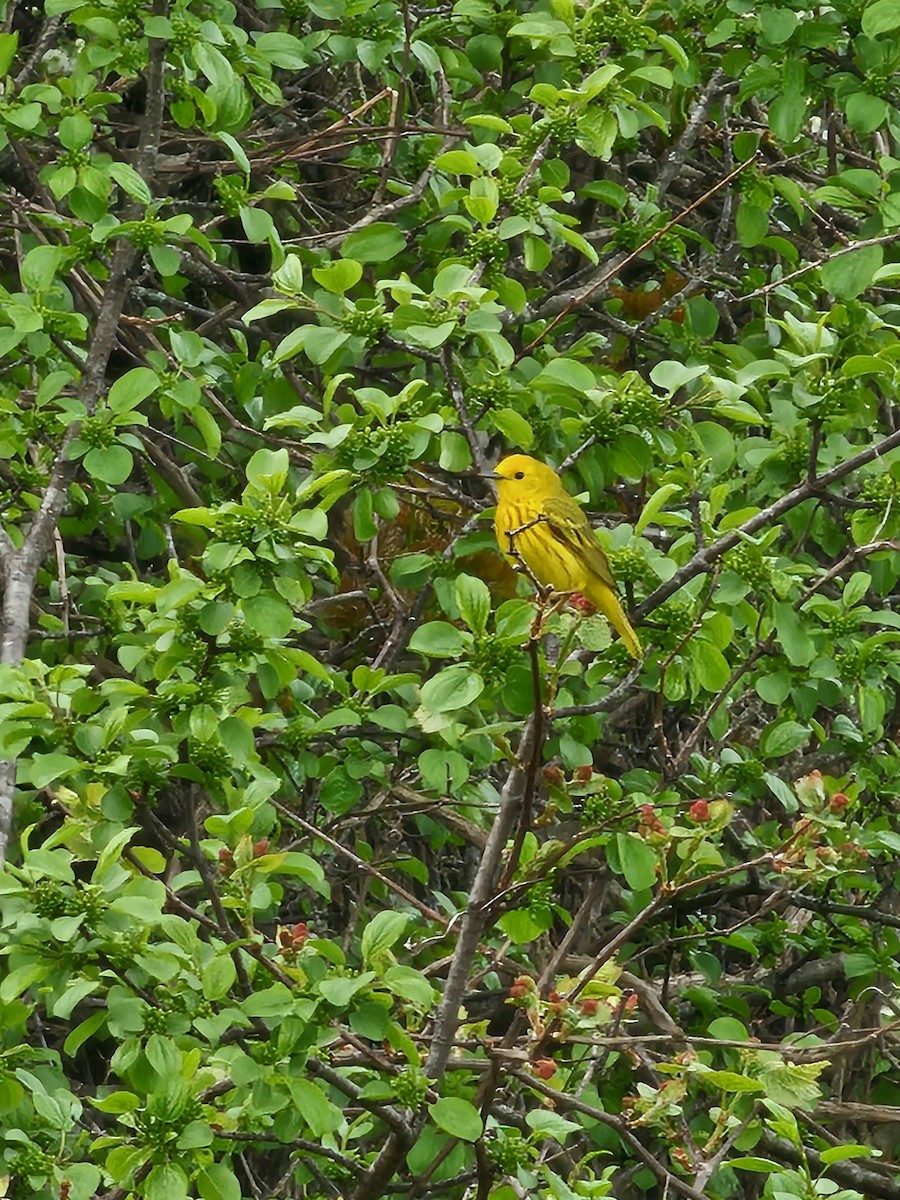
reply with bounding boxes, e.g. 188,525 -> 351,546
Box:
514,470 -> 525,480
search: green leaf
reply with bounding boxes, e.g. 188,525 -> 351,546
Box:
409,622 -> 466,657
615,833 -> 658,890
288,1078 -> 343,1136
846,92 -> 888,134
145,1163 -> 188,1200
455,574 -> 491,635
21,244 -> 68,292
820,244 -> 884,299
636,483 -> 681,535
728,1158 -> 780,1173
197,1163 -> 241,1200
759,720 -> 811,758
28,752 -> 79,787
341,223 -> 406,263
698,1069 -> 764,1093
434,150 -> 481,175
429,1096 -> 483,1141
313,259 -> 364,293
319,766 -> 364,815
0,32 -> 18,76
862,0 -> 900,33
108,162 -> 151,203
254,31 -> 313,69
83,446 -> 134,485
108,367 -> 160,412
382,965 -> 436,1005
773,601 -> 815,666
361,910 -> 409,964
819,1144 -> 876,1164
202,955 -> 237,1000
419,665 -> 484,713
246,446 -> 289,493
526,1109 -> 583,1139
491,406 -> 534,448
242,592 -> 294,640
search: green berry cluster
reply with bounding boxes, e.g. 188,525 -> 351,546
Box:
546,106 -> 579,144
60,148 -> 90,170
125,757 -> 165,798
469,635 -> 519,683
726,543 -> 772,591
860,475 -> 896,502
214,174 -> 249,218
118,44 -> 148,74
251,1040 -> 283,1064
655,598 -> 695,639
226,622 -> 265,656
580,0 -> 652,52
518,118 -> 552,159
467,377 -> 511,410
589,408 -> 624,444
336,424 -> 411,482
825,610 -> 859,637
10,1145 -> 55,1180
611,219 -> 683,259
33,879 -> 69,919
282,0 -> 308,18
526,878 -> 554,922
187,738 -> 229,778
608,545 -> 652,586
128,218 -> 165,251
393,1067 -> 430,1107
780,430 -> 809,477
813,375 -> 857,419
281,719 -> 309,751
80,416 -> 116,449
169,15 -> 195,51
136,1092 -> 203,1147
466,230 -> 508,268
618,376 -> 671,426
32,880 -> 108,924
865,67 -> 892,95
143,1005 -> 170,1034
835,642 -> 864,683
581,782 -> 624,824
341,13 -> 396,39
722,756 -> 765,787
170,77 -> 193,101
341,305 -> 387,345
486,1128 -> 532,1174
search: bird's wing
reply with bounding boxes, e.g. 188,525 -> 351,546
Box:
542,494 -> 618,591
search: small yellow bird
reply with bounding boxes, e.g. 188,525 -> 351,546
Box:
493,454 -> 642,659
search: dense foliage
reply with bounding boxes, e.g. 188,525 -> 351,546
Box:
4,0 -> 900,1197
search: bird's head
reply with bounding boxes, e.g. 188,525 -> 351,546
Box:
493,454 -> 562,499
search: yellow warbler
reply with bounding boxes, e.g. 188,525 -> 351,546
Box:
493,454 -> 642,659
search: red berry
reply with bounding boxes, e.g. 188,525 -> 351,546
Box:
542,765 -> 564,785
580,998 -> 599,1016
573,765 -> 593,783
689,799 -> 710,822
569,593 -> 596,615
829,792 -> 849,813
253,838 -> 269,857
532,1058 -> 557,1080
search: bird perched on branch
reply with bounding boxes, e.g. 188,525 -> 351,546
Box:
493,454 -> 642,659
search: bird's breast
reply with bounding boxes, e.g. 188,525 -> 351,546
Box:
495,500 -> 584,593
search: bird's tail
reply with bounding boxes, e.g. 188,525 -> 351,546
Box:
584,583 -> 642,660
